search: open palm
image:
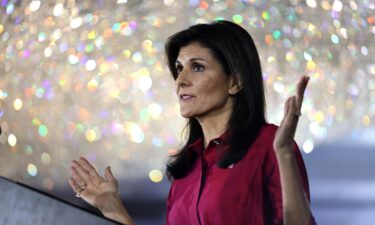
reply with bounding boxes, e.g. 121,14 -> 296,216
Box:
273,76 -> 309,154
69,157 -> 119,210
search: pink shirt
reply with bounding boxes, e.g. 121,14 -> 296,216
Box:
166,124 -> 312,225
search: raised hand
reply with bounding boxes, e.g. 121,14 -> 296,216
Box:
273,76 -> 309,155
273,75 -> 313,225
69,157 -> 118,208
69,157 -> 135,225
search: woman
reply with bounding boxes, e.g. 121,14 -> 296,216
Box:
69,20 -> 314,225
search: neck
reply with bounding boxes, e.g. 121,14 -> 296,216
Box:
196,109 -> 232,148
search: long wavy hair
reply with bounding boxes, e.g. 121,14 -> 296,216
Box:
165,20 -> 266,179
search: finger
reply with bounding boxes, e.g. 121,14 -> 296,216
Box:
283,97 -> 299,130
71,160 -> 90,182
296,76 -> 309,109
289,96 -> 297,117
70,167 -> 87,187
284,96 -> 293,118
287,96 -> 300,135
78,157 -> 100,178
280,97 -> 294,132
104,166 -> 117,183
68,177 -> 82,193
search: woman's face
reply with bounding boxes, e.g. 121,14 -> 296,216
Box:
175,42 -> 238,120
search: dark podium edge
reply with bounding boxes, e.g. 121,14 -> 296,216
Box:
0,176 -> 122,225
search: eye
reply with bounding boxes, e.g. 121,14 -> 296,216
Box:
175,64 -> 183,74
192,63 -> 204,72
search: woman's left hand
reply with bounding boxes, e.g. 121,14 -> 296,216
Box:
273,76 -> 309,156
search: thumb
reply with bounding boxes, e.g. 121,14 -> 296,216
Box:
104,166 -> 116,182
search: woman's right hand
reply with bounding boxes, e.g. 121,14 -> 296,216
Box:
68,157 -> 135,225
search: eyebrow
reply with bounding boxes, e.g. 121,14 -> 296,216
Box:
175,57 -> 207,64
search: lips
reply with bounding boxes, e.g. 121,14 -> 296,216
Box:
179,94 -> 194,100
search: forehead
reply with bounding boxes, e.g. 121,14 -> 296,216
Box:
176,42 -> 214,62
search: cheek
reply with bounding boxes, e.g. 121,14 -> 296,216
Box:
201,79 -> 229,99
199,86 -> 229,107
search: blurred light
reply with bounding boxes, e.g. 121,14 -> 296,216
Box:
314,111 -> 325,123
132,52 -> 143,63
27,164 -> 38,176
349,1 -> 358,10
304,52 -> 312,61
8,133 -> 17,147
39,125 -> 48,137
272,30 -> 281,40
52,29 -> 62,40
332,0 -> 343,12
70,17 -> 83,29
44,47 -> 53,58
149,169 -> 163,183
32,118 -> 42,126
286,51 -> 295,62
85,129 -> 97,142
303,140 -> 314,153
331,34 -> 339,44
53,3 -> 64,16
189,0 -> 199,7
85,59 -> 96,71
273,82 -> 285,93
321,1 -> 331,10
124,122 -> 144,143
262,11 -> 270,20
41,152 -> 52,165
265,35 -> 273,45
164,0 -> 174,6
111,122 -> 124,135
361,46 -> 368,56
99,63 -> 109,73
69,54 -> 79,64
152,137 -> 164,147
13,98 -> 23,111
135,75 -> 152,93
6,4 -> 14,14
232,14 -> 243,24
24,145 -> 33,155
362,115 -> 371,127
369,64 -> 375,75
340,28 -> 348,39
88,30 -> 97,40
87,79 -> 99,92
29,1 -> 41,12
306,0 -> 317,8
307,60 -> 317,71
148,103 -> 162,119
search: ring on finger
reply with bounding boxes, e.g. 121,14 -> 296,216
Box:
75,184 -> 87,198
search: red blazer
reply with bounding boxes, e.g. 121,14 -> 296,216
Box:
166,124 -> 313,225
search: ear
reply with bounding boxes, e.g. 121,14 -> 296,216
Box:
228,75 -> 242,95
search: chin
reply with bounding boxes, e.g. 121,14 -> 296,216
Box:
180,113 -> 192,118
180,111 -> 195,118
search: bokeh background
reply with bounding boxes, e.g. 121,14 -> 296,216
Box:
0,0 -> 374,225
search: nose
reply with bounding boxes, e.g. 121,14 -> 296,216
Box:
175,68 -> 191,89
